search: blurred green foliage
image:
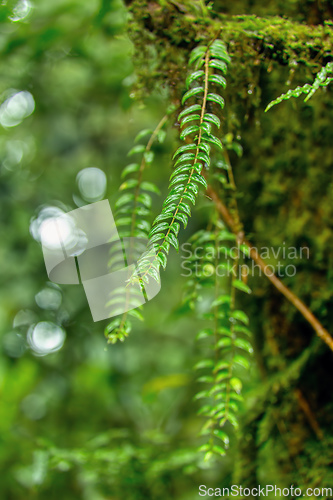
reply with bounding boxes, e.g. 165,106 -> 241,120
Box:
1,0 -> 333,499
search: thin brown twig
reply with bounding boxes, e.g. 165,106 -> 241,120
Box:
206,184 -> 333,353
294,388 -> 324,440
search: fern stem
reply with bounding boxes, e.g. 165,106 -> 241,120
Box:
210,222 -> 220,446
221,254 -> 238,427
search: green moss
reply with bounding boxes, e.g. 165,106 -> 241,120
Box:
128,1 -> 333,99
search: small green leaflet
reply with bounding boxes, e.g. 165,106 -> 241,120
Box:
186,70 -> 204,88
178,104 -> 201,121
180,125 -> 199,140
207,93 -> 225,109
233,279 -> 252,294
182,87 -> 204,105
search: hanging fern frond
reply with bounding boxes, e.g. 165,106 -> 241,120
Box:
265,61 -> 333,111
182,219 -> 253,462
105,116 -> 168,344
130,39 -> 231,287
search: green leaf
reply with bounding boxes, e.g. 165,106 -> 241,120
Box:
163,193 -> 182,206
213,429 -> 230,445
200,122 -> 211,134
179,202 -> 191,216
189,45 -> 206,65
210,41 -> 231,64
214,361 -> 229,372
188,182 -> 199,195
180,114 -> 200,127
157,252 -> 167,269
194,359 -> 214,370
197,151 -> 210,165
203,451 -> 213,462
157,129 -> 167,143
215,369 -> 229,383
182,191 -> 196,205
192,173 -> 207,189
218,326 -> 233,337
128,144 -> 145,156
231,142 -> 243,157
104,318 -> 121,335
203,133 -> 223,150
233,324 -> 252,337
128,309 -> 144,321
234,338 -> 253,354
116,217 -> 132,227
208,74 -> 227,88
119,179 -> 138,190
211,295 -> 231,307
234,354 -> 250,370
149,222 -> 169,237
180,125 -> 200,140
154,213 -> 173,224
199,143 -> 211,155
141,182 -> 161,194
144,151 -> 154,163
198,376 -> 214,383
186,70 -> 204,88
134,128 -> 153,143
149,232 -> 165,244
115,193 -> 134,209
216,337 -> 232,349
206,93 -> 225,109
194,390 -> 211,400
169,173 -> 191,188
170,221 -> 180,236
209,59 -> 228,74
203,113 -> 221,128
137,193 -> 152,208
230,377 -> 242,393
196,328 -> 213,340
225,412 -> 239,429
178,104 -> 201,121
170,164 -> 192,180
121,163 -> 140,179
231,310 -> 250,325
166,232 -> 179,251
161,241 -> 170,254
212,445 -> 226,456
147,266 -> 160,283
182,87 -> 204,105
174,152 -> 196,166
233,279 -> 252,294
137,219 -> 150,232
173,143 -> 196,159
197,443 -> 210,452
174,212 -> 188,228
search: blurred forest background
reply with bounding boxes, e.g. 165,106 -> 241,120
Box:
0,0 -> 333,498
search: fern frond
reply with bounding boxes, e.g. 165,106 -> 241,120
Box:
185,222 -> 253,462
132,39 -> 230,286
105,116 -> 168,344
265,61 -> 333,111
